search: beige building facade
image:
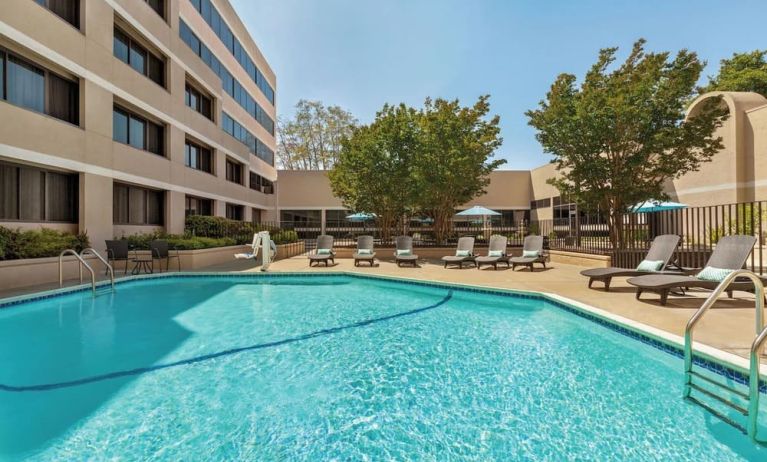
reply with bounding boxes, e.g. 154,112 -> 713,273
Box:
276,91 -> 767,229
0,0 -> 278,248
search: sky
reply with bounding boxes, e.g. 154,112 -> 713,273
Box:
230,0 -> 766,170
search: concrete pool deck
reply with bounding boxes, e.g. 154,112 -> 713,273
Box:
1,254 -> 764,361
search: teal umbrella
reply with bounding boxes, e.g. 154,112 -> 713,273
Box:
346,212 -> 376,222
631,200 -> 687,213
456,206 -> 501,217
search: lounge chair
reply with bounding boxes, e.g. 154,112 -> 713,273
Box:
627,235 -> 759,305
442,237 -> 476,269
580,234 -> 682,291
308,235 -> 335,267
509,235 -> 547,271
394,236 -> 419,267
353,235 -> 376,267
149,240 -> 180,272
105,239 -> 133,275
476,235 -> 510,270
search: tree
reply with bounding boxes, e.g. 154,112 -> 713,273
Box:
328,104 -> 420,240
277,100 -> 357,170
413,96 -> 505,243
702,50 -> 767,97
526,39 -> 727,246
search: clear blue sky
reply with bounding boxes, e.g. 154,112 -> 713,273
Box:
231,0 -> 766,170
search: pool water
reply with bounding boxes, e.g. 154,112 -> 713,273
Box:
0,275 -> 765,460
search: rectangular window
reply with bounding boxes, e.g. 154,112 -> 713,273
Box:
280,210 -> 321,225
225,158 -> 243,185
143,0 -> 164,19
113,182 -> 164,225
35,0 -> 80,29
6,55 -> 45,114
226,203 -> 243,221
185,195 -> 212,216
114,26 -> 165,87
222,112 -> 274,165
0,161 -> 77,222
184,140 -> 213,173
184,82 -> 213,120
113,105 -> 165,156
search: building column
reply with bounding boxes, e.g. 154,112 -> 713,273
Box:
79,173 -> 113,252
320,209 -> 326,235
167,191 -> 186,235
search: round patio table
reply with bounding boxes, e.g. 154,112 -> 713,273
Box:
131,256 -> 154,275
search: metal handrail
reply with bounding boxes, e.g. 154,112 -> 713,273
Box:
80,248 -> 114,290
683,269 -> 765,442
59,249 -> 96,294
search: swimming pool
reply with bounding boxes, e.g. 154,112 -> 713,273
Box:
0,274 -> 765,460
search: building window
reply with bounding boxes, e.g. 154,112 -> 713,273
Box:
113,183 -> 164,225
184,140 -> 213,173
185,82 -> 213,120
113,26 -> 165,87
34,0 -> 80,29
251,208 -> 261,224
143,0 -> 165,19
225,158 -> 243,185
249,172 -> 274,194
113,105 -> 165,156
188,0 -> 275,105
530,198 -> 551,210
0,161 -> 78,223
0,49 -> 79,125
185,195 -> 212,216
222,112 -> 274,165
280,210 -> 321,226
226,203 -> 243,221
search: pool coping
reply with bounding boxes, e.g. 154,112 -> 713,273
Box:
1,270 -> 764,389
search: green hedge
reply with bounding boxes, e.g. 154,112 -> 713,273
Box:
184,215 -> 298,245
116,231 -> 236,250
0,226 -> 89,260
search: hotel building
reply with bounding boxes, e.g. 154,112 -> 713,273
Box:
0,0 -> 278,247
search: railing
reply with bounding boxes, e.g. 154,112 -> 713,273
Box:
80,248 -> 115,290
59,249 -> 96,294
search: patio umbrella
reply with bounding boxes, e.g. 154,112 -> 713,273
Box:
345,212 -> 376,222
456,206 -> 501,239
631,200 -> 687,213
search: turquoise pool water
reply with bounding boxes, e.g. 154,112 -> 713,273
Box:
0,274 -> 765,460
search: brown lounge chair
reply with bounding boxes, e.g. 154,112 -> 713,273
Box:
476,235 -> 510,270
353,235 -> 376,267
581,234 -> 682,291
509,235 -> 547,271
441,237 -> 476,268
627,235 -> 760,305
308,235 -> 335,267
394,236 -> 419,267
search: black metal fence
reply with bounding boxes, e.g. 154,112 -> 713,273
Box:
282,201 -> 767,274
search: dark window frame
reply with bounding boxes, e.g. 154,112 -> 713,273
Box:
143,0 -> 166,20
34,0 -> 81,30
113,105 -> 165,156
185,195 -> 212,217
184,81 -> 213,121
225,158 -> 244,185
112,182 -> 165,226
0,161 -> 78,223
114,25 -> 166,88
184,139 -> 213,174
225,203 -> 244,221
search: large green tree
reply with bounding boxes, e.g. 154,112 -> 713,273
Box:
277,100 -> 357,170
702,50 -> 767,97
526,39 -> 727,246
414,96 -> 505,243
328,104 -> 420,240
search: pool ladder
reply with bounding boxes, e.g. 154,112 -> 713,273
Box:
683,269 -> 767,443
58,248 -> 114,294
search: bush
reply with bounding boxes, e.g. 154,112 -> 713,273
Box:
184,215 -> 279,245
115,231 -> 236,250
0,226 -> 89,260
271,229 -> 299,245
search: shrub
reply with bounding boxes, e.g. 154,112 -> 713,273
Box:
0,226 -> 89,260
115,232 -> 236,250
271,229 -> 299,245
184,215 -> 279,244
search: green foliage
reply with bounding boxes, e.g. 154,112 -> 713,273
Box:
0,226 -> 89,260
271,229 -> 299,245
117,231 -> 237,250
277,100 -> 358,169
526,39 -> 727,246
329,96 -> 505,243
184,215 -> 281,245
702,50 -> 767,97
707,204 -> 766,244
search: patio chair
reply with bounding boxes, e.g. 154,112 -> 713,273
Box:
105,239 -> 132,275
509,235 -> 547,271
627,235 -> 760,305
353,235 -> 376,267
580,234 -> 682,291
394,236 -> 419,267
308,235 -> 335,267
475,235 -> 509,270
149,240 -> 181,272
441,236 -> 476,269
